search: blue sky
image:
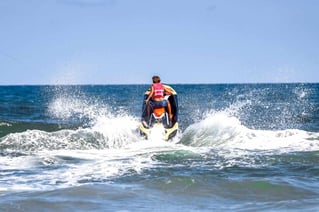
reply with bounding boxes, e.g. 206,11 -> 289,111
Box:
0,0 -> 318,84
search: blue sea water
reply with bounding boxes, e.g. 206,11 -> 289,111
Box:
0,83 -> 319,211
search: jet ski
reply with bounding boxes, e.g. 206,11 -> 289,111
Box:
139,85 -> 178,141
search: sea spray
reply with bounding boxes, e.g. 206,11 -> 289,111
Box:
1,84 -> 319,211
180,111 -> 319,153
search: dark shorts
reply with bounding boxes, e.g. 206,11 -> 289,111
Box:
150,100 -> 168,108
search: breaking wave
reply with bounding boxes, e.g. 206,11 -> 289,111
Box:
180,111 -> 319,153
0,92 -> 141,154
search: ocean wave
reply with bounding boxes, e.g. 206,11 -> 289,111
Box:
0,116 -> 141,154
179,112 -> 319,152
0,120 -> 69,138
0,122 -> 12,127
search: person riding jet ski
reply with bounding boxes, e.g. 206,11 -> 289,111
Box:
144,75 -> 173,126
139,75 -> 178,140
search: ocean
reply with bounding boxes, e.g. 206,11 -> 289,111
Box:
0,83 -> 318,211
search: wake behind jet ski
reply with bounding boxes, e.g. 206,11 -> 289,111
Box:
139,76 -> 178,141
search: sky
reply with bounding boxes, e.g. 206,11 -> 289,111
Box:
0,0 -> 318,85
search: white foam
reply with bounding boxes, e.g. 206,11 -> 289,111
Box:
0,93 -> 143,153
2,87 -> 318,192
148,125 -> 166,142
181,111 -> 319,153
0,122 -> 11,127
91,114 -> 140,147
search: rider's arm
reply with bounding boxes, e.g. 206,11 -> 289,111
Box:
145,86 -> 154,103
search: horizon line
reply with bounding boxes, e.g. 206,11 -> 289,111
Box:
0,82 -> 318,86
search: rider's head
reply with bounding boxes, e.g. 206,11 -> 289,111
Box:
152,76 -> 161,83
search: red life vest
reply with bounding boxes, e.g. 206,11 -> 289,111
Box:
152,83 -> 164,99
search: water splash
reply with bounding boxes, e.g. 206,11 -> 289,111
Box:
180,111 -> 319,153
0,88 -> 142,154
48,89 -> 110,125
